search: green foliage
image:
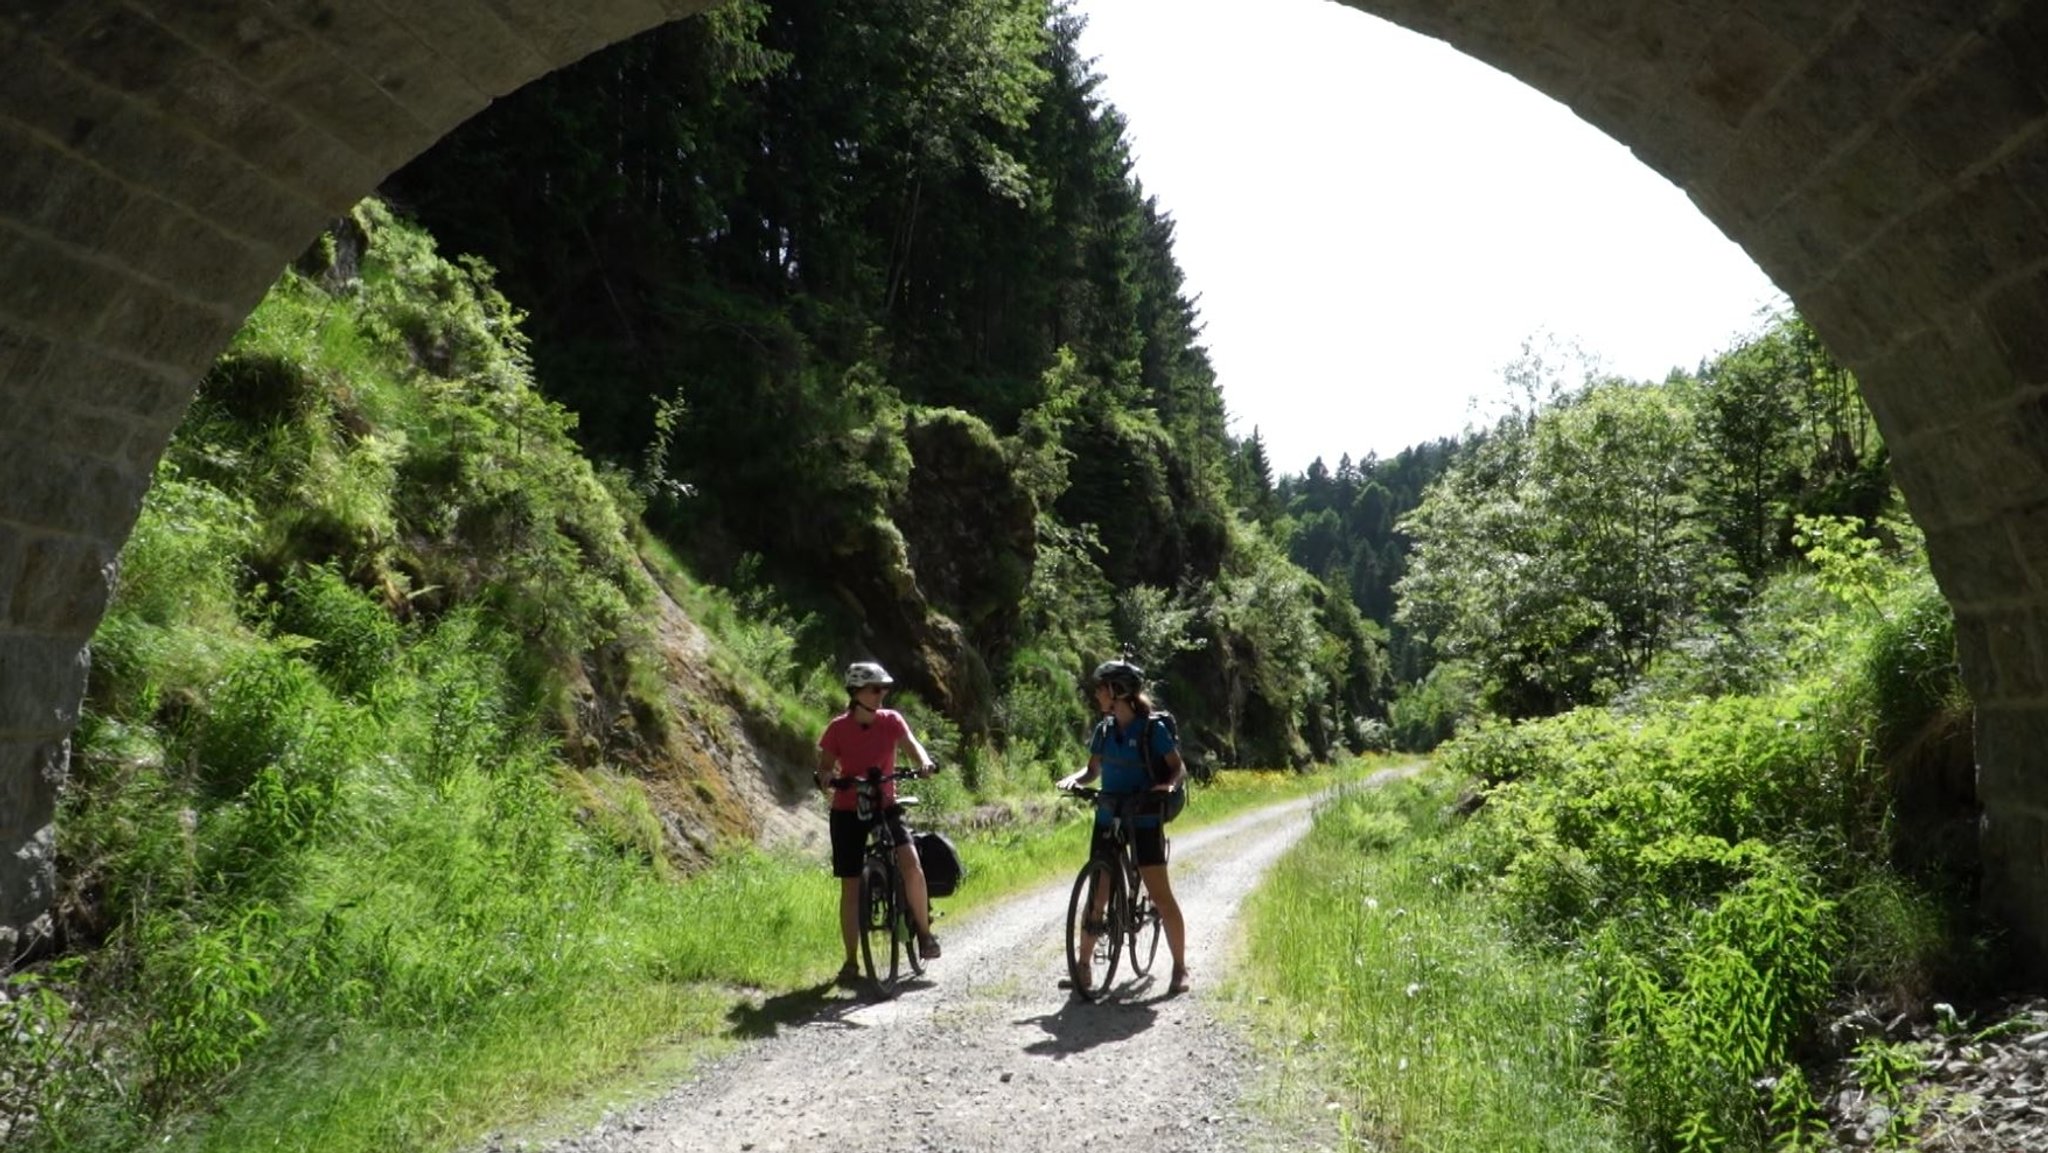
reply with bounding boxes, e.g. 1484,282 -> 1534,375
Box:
277,564 -> 400,700
1412,533 -> 1968,1151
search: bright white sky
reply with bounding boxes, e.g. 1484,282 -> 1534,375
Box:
1072,0 -> 1788,475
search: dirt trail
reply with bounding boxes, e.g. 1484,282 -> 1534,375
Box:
507,791 -> 1340,1153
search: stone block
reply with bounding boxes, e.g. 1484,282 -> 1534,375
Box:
1865,0 -> 2005,66
1978,706 -> 2048,810
1955,608 -> 2048,704
1720,102 -> 1836,222
265,51 -> 437,175
137,0 -> 322,90
1,390 -> 137,461
1863,309 -> 2017,435
377,0 -> 551,98
101,198 -> 285,307
270,0 -> 490,133
1896,34 -> 2048,179
1990,3 -> 2048,104
83,106 -> 327,253
0,632 -> 89,735
0,734 -> 64,943
0,428 -> 149,539
93,284 -> 241,375
1924,522 -> 2030,607
580,0 -> 674,44
1957,166 -> 2048,279
1801,125 -> 1936,260
1733,1 -> 1855,54
1785,17 -> 1912,148
36,346 -> 194,423
0,230 -> 126,335
1981,271 -> 2048,391
1915,421 -> 2048,535
2008,501 -> 2048,599
1886,440 -> 1956,526
0,323 -> 54,387
1978,801 -> 2048,972
0,119 -> 133,250
3,535 -> 115,634
65,6 -> 190,101
1689,10 -> 1803,129
0,28 -> 138,158
477,0 -> 612,71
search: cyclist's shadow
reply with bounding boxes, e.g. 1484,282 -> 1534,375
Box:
724,977 -> 907,1039
1017,984 -> 1162,1056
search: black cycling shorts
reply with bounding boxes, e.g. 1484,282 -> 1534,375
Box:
1092,821 -> 1168,869
830,806 -> 912,878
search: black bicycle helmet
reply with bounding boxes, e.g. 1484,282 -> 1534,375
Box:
1090,659 -> 1144,699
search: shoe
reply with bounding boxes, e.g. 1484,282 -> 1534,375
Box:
1167,966 -> 1191,995
835,962 -> 861,987
919,933 -> 942,960
1059,965 -> 1092,993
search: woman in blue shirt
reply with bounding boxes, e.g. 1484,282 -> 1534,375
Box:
1057,659 -> 1191,995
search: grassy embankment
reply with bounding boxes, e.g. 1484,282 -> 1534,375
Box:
1239,530 -> 1979,1152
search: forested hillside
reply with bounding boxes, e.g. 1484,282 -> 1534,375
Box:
384,0 -> 1384,768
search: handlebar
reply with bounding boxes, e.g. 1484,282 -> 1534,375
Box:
827,765 -> 932,791
823,765 -> 937,794
1058,785 -> 1167,816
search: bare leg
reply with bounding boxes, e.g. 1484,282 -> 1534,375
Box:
1073,872 -> 1112,983
895,843 -> 935,941
838,876 -> 861,966
1139,863 -> 1187,985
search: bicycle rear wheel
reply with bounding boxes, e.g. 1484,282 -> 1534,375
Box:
1065,858 -> 1122,999
857,860 -> 900,997
1125,862 -> 1162,977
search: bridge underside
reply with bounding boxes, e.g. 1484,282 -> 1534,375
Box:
4,0 -> 2048,969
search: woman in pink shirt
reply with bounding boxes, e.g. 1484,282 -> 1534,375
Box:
816,661 -> 941,983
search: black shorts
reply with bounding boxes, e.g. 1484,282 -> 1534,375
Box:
830,806 -> 912,878
1092,821 -> 1168,868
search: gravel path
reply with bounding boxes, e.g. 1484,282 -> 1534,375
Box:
506,793 -> 1328,1153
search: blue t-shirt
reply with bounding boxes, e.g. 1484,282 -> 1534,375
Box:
1088,713 -> 1177,829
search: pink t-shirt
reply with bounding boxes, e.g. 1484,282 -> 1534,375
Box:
818,708 -> 911,813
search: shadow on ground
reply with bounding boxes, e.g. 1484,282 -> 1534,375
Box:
723,972 -> 942,1038
1017,986 -> 1163,1056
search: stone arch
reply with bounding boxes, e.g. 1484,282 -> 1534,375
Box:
4,0 -> 2046,968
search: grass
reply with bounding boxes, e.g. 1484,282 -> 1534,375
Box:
1238,768 -> 1625,1153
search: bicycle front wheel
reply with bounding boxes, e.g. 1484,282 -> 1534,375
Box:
857,860 -> 900,997
1125,861 -> 1162,977
1065,858 -> 1122,999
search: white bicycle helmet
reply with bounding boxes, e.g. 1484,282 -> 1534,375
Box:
844,661 -> 895,691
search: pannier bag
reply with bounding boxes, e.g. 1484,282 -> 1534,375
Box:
915,830 -> 966,897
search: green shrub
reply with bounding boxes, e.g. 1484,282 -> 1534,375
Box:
277,564 -> 400,700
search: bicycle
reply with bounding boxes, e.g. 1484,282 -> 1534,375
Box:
831,766 -> 933,998
1058,786 -> 1166,1000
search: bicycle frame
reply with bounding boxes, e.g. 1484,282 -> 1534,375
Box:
831,768 -> 928,997
1059,786 -> 1165,999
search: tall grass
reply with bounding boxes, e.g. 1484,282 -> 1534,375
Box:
1244,775 -> 1622,1152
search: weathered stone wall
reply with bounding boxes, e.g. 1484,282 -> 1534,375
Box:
4,0 -> 2048,970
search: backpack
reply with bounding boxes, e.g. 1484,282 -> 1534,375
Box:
1139,712 -> 1190,824
914,830 -> 966,897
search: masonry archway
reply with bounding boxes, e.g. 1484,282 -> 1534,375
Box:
5,0 -> 2047,968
